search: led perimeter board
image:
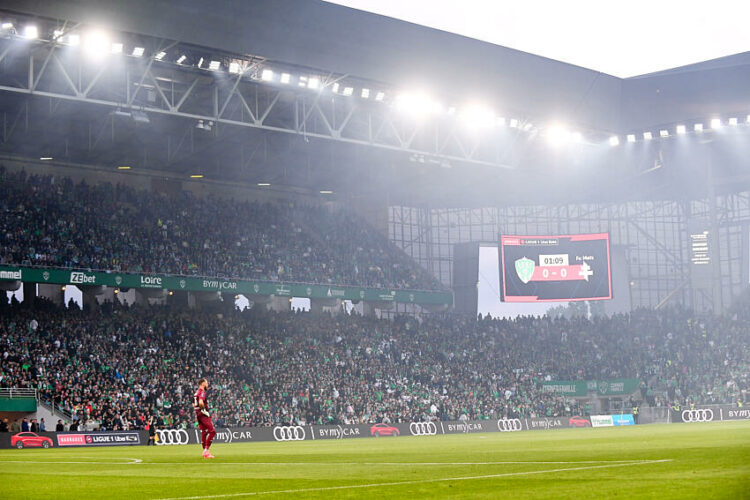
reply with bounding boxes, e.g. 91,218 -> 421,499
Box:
499,233 -> 612,302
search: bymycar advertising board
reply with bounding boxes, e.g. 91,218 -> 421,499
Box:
679,405 -> 750,423
10,405 -> 746,449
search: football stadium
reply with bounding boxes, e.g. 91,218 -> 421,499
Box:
0,1 -> 749,498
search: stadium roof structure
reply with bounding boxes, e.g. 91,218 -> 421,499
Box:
0,0 -> 749,207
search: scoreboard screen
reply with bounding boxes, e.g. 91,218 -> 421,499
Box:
499,233 -> 612,302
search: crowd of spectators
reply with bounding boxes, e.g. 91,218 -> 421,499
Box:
0,167 -> 441,290
1,292 -> 747,431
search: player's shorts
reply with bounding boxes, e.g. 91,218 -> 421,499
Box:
196,414 -> 215,432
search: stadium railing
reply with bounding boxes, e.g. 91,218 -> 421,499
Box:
0,388 -> 37,399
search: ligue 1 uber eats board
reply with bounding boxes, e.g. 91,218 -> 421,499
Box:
499,233 -> 612,302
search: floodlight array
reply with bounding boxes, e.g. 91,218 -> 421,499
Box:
6,17 -> 747,150
607,115 -> 750,147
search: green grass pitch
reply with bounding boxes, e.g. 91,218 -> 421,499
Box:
2,421 -> 749,499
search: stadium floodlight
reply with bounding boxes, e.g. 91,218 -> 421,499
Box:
132,46 -> 145,57
523,122 -> 533,131
361,88 -> 370,99
1,22 -> 13,30
710,118 -> 722,129
154,51 -> 166,60
280,73 -> 291,84
228,62 -> 241,74
545,124 -> 570,146
176,54 -> 186,64
375,91 -> 385,101
208,60 -> 221,70
257,183 -> 270,186
626,134 -> 636,143
23,25 -> 38,39
298,76 -> 308,87
261,69 -> 273,81
396,92 -> 441,118
117,166 -> 131,170
84,31 -> 110,58
39,157 -> 53,161
509,118 -> 519,128
496,117 -> 506,126
747,115 -> 750,123
643,131 -> 653,140
331,82 -> 340,93
609,135 -> 620,146
111,43 -> 123,54
308,77 -> 320,89
676,125 -> 686,135
728,117 -> 738,126
659,129 -> 669,138
343,86 -> 353,96
53,29 -> 63,39
66,34 -> 80,46
694,123 -> 703,132
319,190 -> 333,194
461,105 -> 495,128
190,174 -> 204,179
197,57 -> 204,68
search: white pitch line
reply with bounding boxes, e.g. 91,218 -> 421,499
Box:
155,459 -> 673,500
0,459 -> 653,466
1,458 -> 142,465
130,460 -> 653,466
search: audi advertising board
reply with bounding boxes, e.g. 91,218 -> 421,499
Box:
156,428 -> 194,446
155,427 -> 275,446
272,426 -> 308,442
1,407 -> 743,449
499,233 -> 612,302
681,408 -> 716,423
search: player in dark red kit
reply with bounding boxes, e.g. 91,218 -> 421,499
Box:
193,378 -> 217,459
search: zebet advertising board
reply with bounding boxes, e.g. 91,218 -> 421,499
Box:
0,266 -> 452,306
499,233 -> 612,302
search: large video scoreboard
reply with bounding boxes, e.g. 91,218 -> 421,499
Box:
499,233 -> 612,302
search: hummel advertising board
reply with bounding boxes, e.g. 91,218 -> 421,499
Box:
499,233 -> 612,302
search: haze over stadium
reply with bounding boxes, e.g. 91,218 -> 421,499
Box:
0,1 -> 748,498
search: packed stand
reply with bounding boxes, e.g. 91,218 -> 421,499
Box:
1,293 -> 747,431
0,167 -> 441,290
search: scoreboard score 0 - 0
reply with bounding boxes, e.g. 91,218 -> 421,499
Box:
499,233 -> 612,302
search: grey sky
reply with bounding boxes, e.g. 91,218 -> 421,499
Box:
327,0 -> 747,78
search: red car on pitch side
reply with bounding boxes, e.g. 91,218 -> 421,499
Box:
11,432 -> 54,449
370,423 -> 399,437
568,416 -> 591,427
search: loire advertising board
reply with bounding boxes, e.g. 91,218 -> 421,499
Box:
500,233 -> 612,302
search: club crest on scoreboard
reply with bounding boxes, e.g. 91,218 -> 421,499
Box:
515,257 -> 535,284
